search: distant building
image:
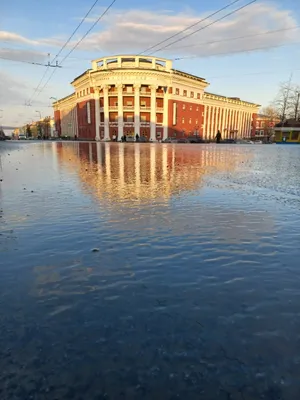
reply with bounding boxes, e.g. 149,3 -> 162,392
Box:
255,114 -> 280,141
53,55 -> 260,141
274,119 -> 300,144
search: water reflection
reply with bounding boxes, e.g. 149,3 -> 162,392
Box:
56,142 -> 250,204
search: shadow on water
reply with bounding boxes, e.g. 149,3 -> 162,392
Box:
0,142 -> 300,399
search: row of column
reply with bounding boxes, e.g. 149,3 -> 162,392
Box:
203,106 -> 253,139
94,84 -> 169,141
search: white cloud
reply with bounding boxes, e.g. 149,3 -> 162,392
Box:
0,71 -> 28,106
0,31 -> 38,46
0,47 -> 48,63
1,2 -> 298,60
72,2 -> 298,57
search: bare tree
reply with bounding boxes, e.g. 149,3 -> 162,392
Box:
272,80 -> 294,122
288,86 -> 300,120
259,106 -> 280,139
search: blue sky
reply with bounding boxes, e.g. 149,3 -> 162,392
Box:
1,0 -> 300,127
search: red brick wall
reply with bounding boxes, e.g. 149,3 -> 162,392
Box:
168,99 -> 204,138
251,113 -> 258,137
54,110 -> 61,136
77,99 -> 96,140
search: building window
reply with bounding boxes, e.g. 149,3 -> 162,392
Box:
183,104 -> 186,110
141,115 -> 147,122
196,119 -> 198,124
80,91 -> 82,97
87,88 -> 89,94
196,107 -> 199,112
140,100 -> 146,107
141,87 -> 147,93
127,86 -> 133,93
197,93 -> 201,99
176,88 -> 180,95
191,91 -> 194,98
182,117 -> 185,123
189,118 -> 192,124
126,101 -> 133,106
183,90 -> 187,97
126,116 -> 134,122
83,89 -> 85,96
190,106 -> 192,111
114,102 -> 118,106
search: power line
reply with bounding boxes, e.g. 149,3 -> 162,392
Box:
51,0 -> 101,63
173,40 -> 300,60
152,0 -> 257,54
167,25 -> 300,51
0,54 -> 52,67
28,0 -> 104,105
138,0 -> 241,55
37,0 -> 117,98
59,0 -> 117,65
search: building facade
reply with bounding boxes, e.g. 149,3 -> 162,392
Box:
254,113 -> 280,141
53,55 -> 260,141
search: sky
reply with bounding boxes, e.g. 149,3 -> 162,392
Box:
1,0 -> 300,128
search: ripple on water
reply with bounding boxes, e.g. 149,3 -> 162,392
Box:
0,142 -> 300,399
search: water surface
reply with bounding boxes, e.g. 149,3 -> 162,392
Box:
0,142 -> 300,399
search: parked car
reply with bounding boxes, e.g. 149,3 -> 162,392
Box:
187,136 -> 205,143
221,138 -> 236,144
18,134 -> 27,140
177,137 -> 189,143
163,137 -> 177,143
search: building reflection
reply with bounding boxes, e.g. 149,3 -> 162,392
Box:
55,143 -> 249,205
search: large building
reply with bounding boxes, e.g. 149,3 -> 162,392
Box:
53,55 -> 260,141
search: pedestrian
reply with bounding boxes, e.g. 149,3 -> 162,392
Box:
112,133 -> 116,142
124,134 -> 127,142
215,130 -> 222,143
135,133 -> 139,142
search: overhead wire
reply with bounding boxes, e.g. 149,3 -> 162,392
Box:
28,0 -> 104,106
151,0 -> 257,54
173,40 -> 300,60
37,0 -> 117,97
167,25 -> 300,51
138,0 -> 241,55
51,0 -> 101,64
58,0 -> 117,64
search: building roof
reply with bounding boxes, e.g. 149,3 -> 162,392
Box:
275,118 -> 300,127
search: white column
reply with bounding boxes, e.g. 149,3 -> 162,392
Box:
229,109 -> 233,138
103,85 -> 110,141
134,84 -> 140,139
150,85 -> 157,141
117,84 -> 124,141
94,89 -> 100,140
248,112 -> 252,138
211,107 -> 215,138
203,105 -> 207,140
221,108 -> 226,137
163,87 -> 169,141
236,111 -> 241,139
216,107 -> 221,132
245,112 -> 249,137
207,105 -> 211,140
241,111 -> 245,138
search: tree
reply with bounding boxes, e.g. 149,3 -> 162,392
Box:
272,80 -> 293,122
26,124 -> 32,137
289,86 -> 300,120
